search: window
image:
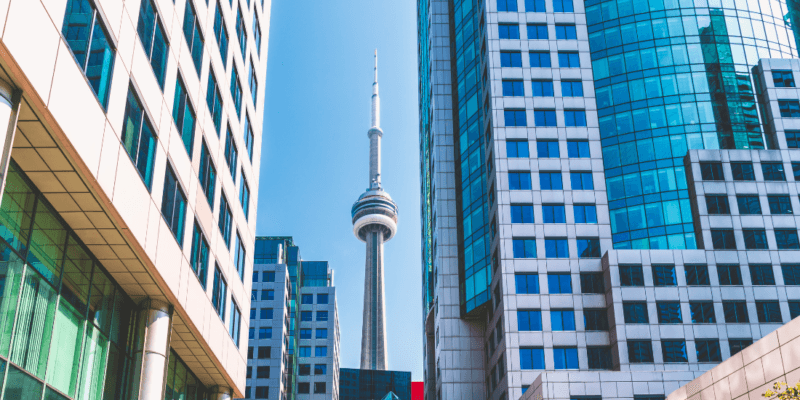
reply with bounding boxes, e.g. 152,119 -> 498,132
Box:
743,229 -> 768,250
298,383 -> 309,394
542,204 -> 566,223
628,340 -> 653,363
783,264 -> 800,285
255,387 -> 268,398
787,131 -> 800,148
527,24 -> 548,39
301,294 -> 313,304
510,204 -> 534,223
317,311 -> 329,322
240,175 -> 251,219
564,110 -> 586,126
235,8 -> 247,55
728,163 -> 754,181
525,0 -> 546,12
506,140 -> 529,157
62,0 -> 116,108
550,310 -> 575,331
577,238 -> 600,258
584,309 -> 608,331
315,364 -> 327,375
260,308 -> 273,319
695,340 -> 722,362
162,164 -> 187,242
263,271 -> 275,282
534,110 -> 557,126
248,346 -> 254,359
790,302 -> 800,319
229,301 -> 240,346
199,141 -> 217,207
762,162 -> 786,181
685,265 -> 710,286
757,301 -> 782,323
574,204 -> 597,223
206,71 -> 224,133
249,60 -> 258,105
515,274 -> 540,294
316,329 -> 328,339
498,24 -> 520,39
652,265 -> 676,286
182,0 -> 204,74
500,52 -> 523,67
587,347 -> 612,369
729,339 -> 753,356
231,65 -> 243,118
252,12 -> 262,55
234,232 -> 246,280
776,230 -> 800,249
545,238 -> 568,258
224,126 -> 239,180
497,0 -> 518,11
656,302 -> 682,324
315,346 -> 328,357
723,301 -> 749,323
537,141 -> 559,157
508,172 -> 532,190
299,347 -> 311,357
529,51 -> 551,67
249,308 -> 256,320
189,222 -> 209,288
773,70 -> 795,87
553,348 -> 579,369
580,273 -> 604,293
540,171 -> 563,189
749,264 -> 775,285
504,110 -> 527,126
512,238 -> 536,258
136,0 -> 169,89
705,195 -> 730,214
244,115 -> 255,160
526,80 -> 553,98
570,172 -> 593,190
256,366 -> 269,379
558,52 -> 580,67
700,162 -> 724,180
517,310 -> 542,331
301,311 -> 312,321
711,229 -> 736,249
689,302 -> 715,323
121,88 -> 157,189
259,346 -> 271,358
213,2 -> 229,67
794,162 -> 800,180
623,302 -> 648,323
502,80 -> 524,96
661,340 -> 687,363
717,265 -> 743,285
619,265 -> 644,286
218,194 -> 233,248
317,294 -> 329,304
172,76 -> 196,156
520,347 -> 545,369
561,81 -> 583,96
780,100 -> 800,117
737,195 -> 761,214
555,24 -> 577,39
212,265 -> 227,320
548,274 -> 572,294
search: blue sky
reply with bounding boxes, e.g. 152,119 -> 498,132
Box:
257,1 -> 422,378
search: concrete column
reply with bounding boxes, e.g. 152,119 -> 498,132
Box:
0,77 -> 21,200
135,298 -> 173,400
209,386 -> 232,400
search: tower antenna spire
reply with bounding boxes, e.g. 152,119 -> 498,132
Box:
371,49 -> 380,129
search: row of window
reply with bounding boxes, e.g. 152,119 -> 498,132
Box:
298,364 -> 327,376
510,203 -> 598,224
497,0 -> 574,13
251,289 -> 276,300
506,140 -> 590,158
699,161 -> 795,182
504,109 -> 587,127
502,79 -> 584,97
498,23 -> 578,40
249,308 -> 273,320
501,51 -> 581,68
512,237 -> 600,258
508,171 -> 595,190
299,328 -> 330,339
300,311 -> 330,322
710,228 -> 800,250
248,326 -> 273,339
616,264 -> 800,286
301,293 -> 330,304
705,194 -> 799,215
252,270 -> 276,282
619,300 -> 800,324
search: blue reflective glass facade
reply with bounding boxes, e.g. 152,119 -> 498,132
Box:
586,0 -> 797,249
339,368 -> 411,400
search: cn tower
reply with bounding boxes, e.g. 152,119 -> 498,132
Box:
351,50 -> 398,370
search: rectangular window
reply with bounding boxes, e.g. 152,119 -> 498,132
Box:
723,301 -> 749,323
695,339 -> 722,362
534,110 -> 557,126
530,80 -> 554,96
172,75 -> 196,156
236,8 -> 247,55
717,265 -> 743,285
252,11 -> 262,55
224,126 -> 238,180
527,24 -> 548,39
508,172 -> 532,190
263,271 -> 275,282
502,80 -> 525,96
779,100 -> 800,117
189,221 -> 209,288
587,347 -> 612,369
537,141 -> 559,157
256,387 -> 269,397
256,366 -> 269,379
301,294 -> 313,304
561,80 -> 583,96
504,110 -> 527,126
540,171 -> 563,189
555,24 -> 577,39
244,115 -> 255,161
583,309 -> 608,331
212,265 -> 227,320
652,265 -> 676,286
661,340 -> 687,363
206,71 -> 224,133
62,0 -> 116,108
298,383 -> 309,394
162,164 -> 187,242
773,70 -> 795,87
229,301 -> 240,346
301,311 -> 312,321
298,347 -> 310,357
553,347 -> 579,369
762,162 -> 786,181
260,308 -> 273,319
500,51 -> 523,67
580,273 -> 604,294
512,239 -> 536,258
137,0 -> 168,88
199,141 -> 217,207
711,229 -> 736,249
550,310 -> 575,331
794,162 -> 800,180
231,65 -> 243,118
731,162 -> 755,180
685,265 -> 710,286
182,0 -> 204,74
749,264 -> 775,285
737,195 -> 761,214
497,0 -> 518,11
548,274 -> 572,294
316,329 -> 328,339
258,327 -> 271,339
628,340 -> 653,363
570,172 -> 593,190
776,230 -> 800,249
213,1 -> 229,68
744,229 -> 769,249
564,110 -> 586,126
756,301 -> 782,323
506,140 -> 529,157
258,346 -> 271,358
545,238 -> 569,258
240,175 -> 251,219
623,302 -> 648,323
729,339 -> 753,356
315,347 -> 327,357
656,302 -> 682,324
689,302 -> 715,323
318,294 -> 329,304
121,88 -> 157,189
619,265 -> 644,286
705,195 -> 730,214
787,131 -> 800,148
515,274 -> 540,294
558,52 -> 580,67
542,204 -> 566,223
529,51 -> 551,67
700,162 -> 724,180
314,364 -> 327,375
317,311 -> 329,322
790,301 -> 800,319
574,204 -> 597,223
498,24 -> 520,39
517,310 -> 542,331
525,0 -> 546,12
782,264 -> 800,285
576,238 -> 600,258
510,204 -> 534,223
218,194 -> 233,248
249,59 -> 258,105
234,232 -> 246,280
567,140 -> 590,157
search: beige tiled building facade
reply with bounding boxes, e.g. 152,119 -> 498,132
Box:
0,0 -> 269,398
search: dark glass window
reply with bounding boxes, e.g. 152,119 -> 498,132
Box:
182,0 -> 204,74
731,162 -> 756,180
696,340 -> 722,362
252,11 -> 262,56
762,162 -> 786,181
531,80 -> 554,96
529,51 -> 551,67
258,347 -> 271,358
199,141 -> 217,207
768,196 -> 793,214
574,204 -> 597,223
628,341 -> 653,363
510,204 -> 534,223
498,24 -> 520,39
580,273 -> 604,294
502,80 -> 525,96
750,264 -> 775,285
780,100 -> 800,117
162,164 -> 187,242
711,229 -> 736,249
555,24 -> 577,39
507,140 -> 529,157
705,195 -> 730,214
212,265 -> 227,320
218,194 -> 233,248
317,311 -> 329,322
794,162 -> 800,180
172,75 -> 196,156
542,204 -> 566,223
534,110 -> 557,126
662,340 -> 687,363
262,290 -> 273,300
213,2 -> 229,68
235,8 -> 247,55
790,301 -> 800,319
244,115 -> 255,161
723,301 -> 749,323
756,301 -> 782,323
260,308 -> 273,319
137,0 -> 168,88
743,229 -> 768,249
587,347 -> 612,369
515,274 -> 540,294
553,0 -> 574,12
229,301 -> 240,345
545,238 -> 569,258
652,265 -> 676,286
690,302 -> 715,323
500,51 -> 523,67
700,162 -> 724,180
577,238 -> 600,258
224,126 -> 239,180
316,328 -> 328,339
249,59 -> 258,105
206,71 -> 224,133
301,311 -> 312,321
256,387 -> 268,397
773,70 -> 795,87
561,81 -> 583,96
504,110 -> 527,126
685,265 -> 710,286
570,172 -> 593,189
520,348 -> 545,369
729,339 -> 753,356
537,141 -> 559,157
512,239 -> 537,258
584,309 -> 608,331
553,347 -> 579,369
525,0 -> 546,12
783,264 -> 800,285
256,366 -> 269,379
497,0 -> 518,11
318,294 -> 329,304
558,52 -> 580,67
527,24 -> 548,40
548,274 -> 572,294
189,221 -> 209,288
62,0 -> 116,108
717,265 -> 742,285
301,294 -> 313,304
619,265 -> 644,286
737,195 -> 761,214
231,65 -> 243,118
263,271 -> 275,282
787,131 -> 800,148
623,302 -> 648,323
550,309 -> 575,331
776,230 -> 800,249
314,382 -> 326,394
240,175 -> 250,219
298,383 -> 309,394
314,364 -> 327,375
567,141 -> 590,157
656,302 -> 682,324
509,172 -> 532,190
517,310 -> 542,331
121,88 -> 157,189
539,171 -> 562,189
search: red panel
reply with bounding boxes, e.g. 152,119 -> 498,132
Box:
412,382 -> 424,400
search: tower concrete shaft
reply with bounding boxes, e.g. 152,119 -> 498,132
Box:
360,228 -> 387,370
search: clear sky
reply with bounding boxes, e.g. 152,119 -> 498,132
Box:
257,1 -> 422,379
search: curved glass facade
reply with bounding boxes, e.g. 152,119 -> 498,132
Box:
586,0 -> 797,249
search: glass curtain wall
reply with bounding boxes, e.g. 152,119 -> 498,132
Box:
418,0 -> 435,321
586,0 -> 796,249
163,350 -> 208,400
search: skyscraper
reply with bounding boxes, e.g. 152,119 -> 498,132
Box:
418,0 -> 800,399
352,51 -> 399,371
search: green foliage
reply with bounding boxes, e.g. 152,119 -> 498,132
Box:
763,382 -> 800,400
